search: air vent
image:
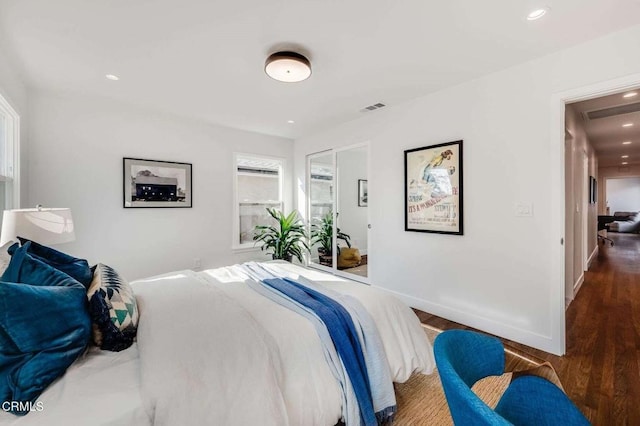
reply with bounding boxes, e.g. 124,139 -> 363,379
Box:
583,102 -> 640,120
360,102 -> 386,113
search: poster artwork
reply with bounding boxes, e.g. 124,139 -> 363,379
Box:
404,140 -> 463,235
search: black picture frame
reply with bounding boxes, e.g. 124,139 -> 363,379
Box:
358,179 -> 368,207
404,140 -> 463,235
123,158 -> 192,208
590,176 -> 597,204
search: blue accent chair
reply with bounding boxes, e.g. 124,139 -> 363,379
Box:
434,330 -> 590,426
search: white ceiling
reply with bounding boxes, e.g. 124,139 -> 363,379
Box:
569,90 -> 640,167
1,0 -> 640,139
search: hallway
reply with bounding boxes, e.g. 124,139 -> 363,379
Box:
558,232 -> 640,424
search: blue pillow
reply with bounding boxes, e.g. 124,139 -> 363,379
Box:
0,244 -> 91,416
7,238 -> 93,288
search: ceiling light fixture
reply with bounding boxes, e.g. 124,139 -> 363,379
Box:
527,7 -> 549,21
622,155 -> 630,158
622,162 -> 629,165
623,91 -> 638,98
623,123 -> 634,127
622,141 -> 632,145
287,120 -> 295,124
105,74 -> 120,81
265,51 -> 311,83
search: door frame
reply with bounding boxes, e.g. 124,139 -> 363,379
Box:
551,72 -> 640,355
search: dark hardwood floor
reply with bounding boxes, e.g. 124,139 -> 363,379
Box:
416,232 -> 640,425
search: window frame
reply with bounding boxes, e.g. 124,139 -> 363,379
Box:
0,93 -> 20,211
232,152 -> 285,251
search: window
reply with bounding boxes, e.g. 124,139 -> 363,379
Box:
233,154 -> 284,248
0,93 -> 19,226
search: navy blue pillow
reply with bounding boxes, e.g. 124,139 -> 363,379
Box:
0,243 -> 91,416
7,238 -> 93,288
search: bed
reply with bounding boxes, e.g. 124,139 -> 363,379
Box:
0,261 -> 434,426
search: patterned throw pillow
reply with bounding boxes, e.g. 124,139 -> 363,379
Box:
86,263 -> 139,351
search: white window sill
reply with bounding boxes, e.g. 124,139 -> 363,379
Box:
232,245 -> 262,253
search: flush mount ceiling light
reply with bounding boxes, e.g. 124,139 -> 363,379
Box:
265,51 -> 311,83
287,120 -> 295,124
622,141 -> 632,145
623,91 -> 638,98
622,155 -> 630,158
623,123 -> 634,127
622,162 -> 629,165
105,74 -> 120,81
527,7 -> 549,20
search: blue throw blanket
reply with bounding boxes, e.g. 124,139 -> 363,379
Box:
263,277 -> 378,426
239,262 -> 396,426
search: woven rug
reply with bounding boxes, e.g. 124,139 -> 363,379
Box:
392,326 -> 512,425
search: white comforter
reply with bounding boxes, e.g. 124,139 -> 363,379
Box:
0,262 -> 434,426
134,262 -> 434,426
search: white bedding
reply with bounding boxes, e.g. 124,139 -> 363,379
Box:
1,262 -> 434,426
0,344 -> 148,426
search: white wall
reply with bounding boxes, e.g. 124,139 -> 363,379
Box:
606,177 -> 640,213
564,104 -> 598,301
294,24 -> 640,354
28,90 -> 293,280
0,39 -> 28,206
599,165 -> 640,214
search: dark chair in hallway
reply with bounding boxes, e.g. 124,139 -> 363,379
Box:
598,215 -> 616,246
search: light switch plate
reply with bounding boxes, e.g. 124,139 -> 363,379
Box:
515,202 -> 533,217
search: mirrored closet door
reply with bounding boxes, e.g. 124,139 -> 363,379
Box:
307,144 -> 369,282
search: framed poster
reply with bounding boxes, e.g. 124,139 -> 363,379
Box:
123,158 -> 192,208
404,140 -> 463,235
358,179 -> 368,207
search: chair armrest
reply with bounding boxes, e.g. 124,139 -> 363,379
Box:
495,376 -> 590,426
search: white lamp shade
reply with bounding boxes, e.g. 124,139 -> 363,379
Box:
0,208 -> 75,247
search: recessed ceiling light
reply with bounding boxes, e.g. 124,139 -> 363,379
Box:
105,74 -> 119,81
622,162 -> 629,165
622,141 -> 632,145
527,7 -> 549,21
622,155 -> 630,158
623,123 -> 634,127
287,120 -> 295,124
623,91 -> 638,98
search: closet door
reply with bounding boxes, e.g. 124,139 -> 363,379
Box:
308,151 -> 335,270
335,145 -> 369,280
307,144 -> 369,282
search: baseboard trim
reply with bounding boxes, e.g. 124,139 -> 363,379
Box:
372,285 -> 562,355
587,245 -> 598,267
573,273 -> 585,296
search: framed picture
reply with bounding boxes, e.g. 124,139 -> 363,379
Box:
589,176 -> 597,204
123,158 -> 192,208
404,140 -> 463,235
358,179 -> 368,207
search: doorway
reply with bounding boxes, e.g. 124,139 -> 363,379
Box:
551,73 -> 640,355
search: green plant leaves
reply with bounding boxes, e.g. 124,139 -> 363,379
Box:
253,207 -> 309,263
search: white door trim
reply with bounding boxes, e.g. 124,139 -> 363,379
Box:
551,72 -> 640,355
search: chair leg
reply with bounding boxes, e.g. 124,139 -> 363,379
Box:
598,235 -> 614,246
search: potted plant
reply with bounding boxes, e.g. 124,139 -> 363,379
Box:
253,208 -> 309,263
310,210 -> 351,266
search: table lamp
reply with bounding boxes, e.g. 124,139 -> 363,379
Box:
0,206 -> 75,247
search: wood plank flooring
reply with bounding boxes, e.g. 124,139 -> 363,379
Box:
416,232 -> 640,425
